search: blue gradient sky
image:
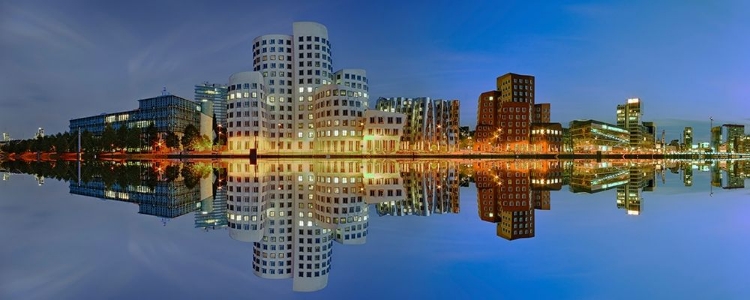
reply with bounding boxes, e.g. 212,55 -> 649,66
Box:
1,0 -> 749,141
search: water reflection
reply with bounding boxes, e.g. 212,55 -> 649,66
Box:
1,158 -> 748,292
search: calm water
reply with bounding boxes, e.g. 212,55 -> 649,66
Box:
1,159 -> 749,300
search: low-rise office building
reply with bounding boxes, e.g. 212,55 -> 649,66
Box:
569,119 -> 629,152
375,96 -> 460,152
69,94 -> 212,141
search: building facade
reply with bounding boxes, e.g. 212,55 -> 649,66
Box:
374,97 -> 460,152
69,94 -> 211,142
224,22 -> 424,155
711,126 -> 723,151
473,73 -> 553,153
682,127 -> 693,150
616,98 -> 643,149
530,123 -> 563,153
195,82 -> 228,127
723,124 -> 745,153
569,120 -> 629,152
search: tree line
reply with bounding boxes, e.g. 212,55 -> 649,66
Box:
0,160 -> 213,190
1,124 -> 213,154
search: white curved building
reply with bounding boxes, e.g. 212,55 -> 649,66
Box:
313,84 -> 367,153
227,71 -> 269,153
227,22 -> 388,155
314,160 -> 369,245
226,161 -> 268,243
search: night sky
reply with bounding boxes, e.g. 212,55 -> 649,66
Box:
1,0 -> 749,141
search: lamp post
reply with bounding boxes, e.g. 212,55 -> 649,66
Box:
437,124 -> 442,153
217,124 -> 223,152
494,128 -> 502,153
709,116 -> 713,152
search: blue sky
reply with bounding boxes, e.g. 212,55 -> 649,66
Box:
1,0 -> 749,141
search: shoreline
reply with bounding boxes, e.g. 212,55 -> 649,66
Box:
3,151 -> 749,162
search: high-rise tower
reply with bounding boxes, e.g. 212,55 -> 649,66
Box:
616,98 -> 642,149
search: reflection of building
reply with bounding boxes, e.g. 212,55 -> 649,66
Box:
228,159 -> 456,292
569,162 -> 629,193
474,161 -> 535,241
69,169 -> 204,219
530,160 -> 562,210
195,168 -> 228,230
225,160 -> 333,292
615,165 -> 655,216
195,82 -> 228,127
723,161 -> 745,189
314,160 -> 369,245
682,163 -> 693,187
711,162 -> 722,188
375,97 -> 460,152
374,161 -> 460,216
569,120 -> 629,152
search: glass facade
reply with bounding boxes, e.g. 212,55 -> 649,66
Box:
69,95 -> 203,136
195,83 -> 228,127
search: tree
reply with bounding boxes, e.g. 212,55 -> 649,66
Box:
54,133 -> 69,153
115,124 -> 130,149
194,135 -> 212,151
125,127 -> 141,152
145,124 -> 159,150
165,131 -> 179,149
181,124 -> 199,150
101,124 -> 117,152
81,130 -> 96,153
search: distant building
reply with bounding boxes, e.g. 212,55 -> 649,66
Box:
723,124 -> 745,153
69,95 -> 212,143
682,127 -> 693,149
375,97 -> 460,152
616,98 -> 645,149
195,82 -> 228,127
569,120 -> 629,152
473,73 -> 552,153
711,126 -> 723,151
642,121 -> 657,150
35,128 -> 44,139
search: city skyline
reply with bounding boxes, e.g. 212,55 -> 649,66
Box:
2,1 -> 749,142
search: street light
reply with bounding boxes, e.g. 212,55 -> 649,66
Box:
437,124 -> 442,153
